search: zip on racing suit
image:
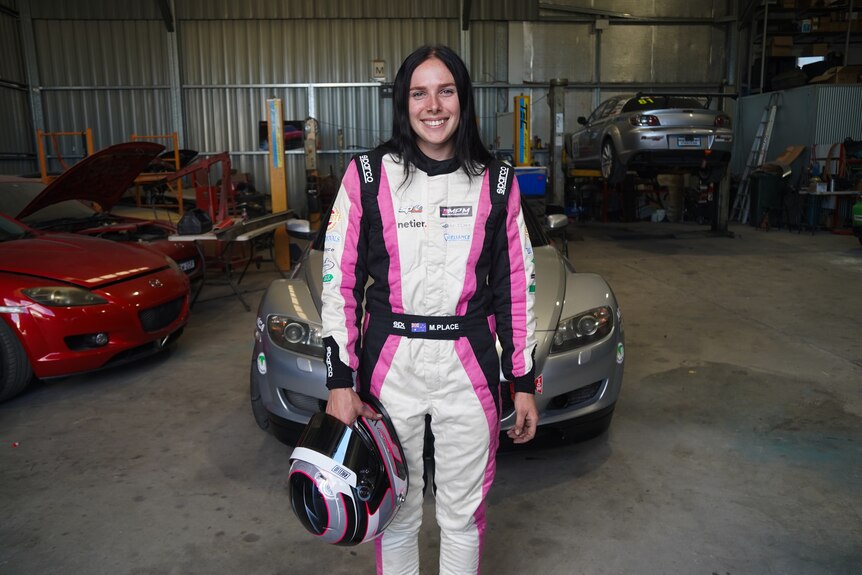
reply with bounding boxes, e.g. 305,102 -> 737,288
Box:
321,148 -> 536,575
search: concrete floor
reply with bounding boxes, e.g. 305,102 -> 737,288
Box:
1,221 -> 860,575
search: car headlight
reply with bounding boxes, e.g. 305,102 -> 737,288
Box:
550,306 -> 613,354
23,287 -> 109,307
267,315 -> 324,357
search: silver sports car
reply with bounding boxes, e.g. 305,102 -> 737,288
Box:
250,203 -> 625,446
565,93 -> 733,185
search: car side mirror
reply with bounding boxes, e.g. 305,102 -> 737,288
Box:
577,116 -> 587,125
546,213 -> 568,230
286,218 -> 314,240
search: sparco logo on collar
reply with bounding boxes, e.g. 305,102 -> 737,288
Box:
496,166 -> 509,195
360,155 -> 373,184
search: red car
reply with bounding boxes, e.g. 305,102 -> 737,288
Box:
0,212 -> 191,402
0,142 -> 202,280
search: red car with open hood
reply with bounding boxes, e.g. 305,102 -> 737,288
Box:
0,143 -> 194,402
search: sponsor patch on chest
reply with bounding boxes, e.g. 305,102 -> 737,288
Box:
440,206 -> 472,218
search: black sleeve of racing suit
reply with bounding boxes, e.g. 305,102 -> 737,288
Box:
321,156 -> 370,390
489,169 -> 537,394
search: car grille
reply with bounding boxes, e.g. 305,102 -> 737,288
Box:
548,380 -> 604,410
281,389 -> 326,414
139,297 -> 184,333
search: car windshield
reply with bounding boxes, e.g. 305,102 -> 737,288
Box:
312,196 -> 551,250
622,96 -> 707,112
0,181 -> 99,226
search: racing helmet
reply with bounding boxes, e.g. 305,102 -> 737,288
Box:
288,394 -> 409,546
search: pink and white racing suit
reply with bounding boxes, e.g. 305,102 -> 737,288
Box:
321,149 -> 536,575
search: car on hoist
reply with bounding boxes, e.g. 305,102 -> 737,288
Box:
248,201 -> 626,446
564,93 -> 733,185
0,142 -> 202,281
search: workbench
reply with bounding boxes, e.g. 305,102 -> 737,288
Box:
797,190 -> 861,235
169,211 -> 295,311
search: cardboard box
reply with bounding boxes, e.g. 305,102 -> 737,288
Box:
810,65 -> 862,84
767,46 -> 800,58
802,43 -> 829,56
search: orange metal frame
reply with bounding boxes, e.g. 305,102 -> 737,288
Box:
131,132 -> 185,215
35,128 -> 94,183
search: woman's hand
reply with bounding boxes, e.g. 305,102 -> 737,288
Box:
507,392 -> 539,444
326,388 -> 382,426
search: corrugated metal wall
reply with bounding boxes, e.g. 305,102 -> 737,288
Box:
9,0 -> 737,212
0,2 -> 34,175
731,84 -> 862,176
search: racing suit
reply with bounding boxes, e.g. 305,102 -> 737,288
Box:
321,148 -> 536,575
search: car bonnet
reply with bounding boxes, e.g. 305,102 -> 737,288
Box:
16,141 -> 165,219
0,232 -> 171,288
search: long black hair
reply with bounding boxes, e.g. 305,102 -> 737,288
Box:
382,45 -> 492,177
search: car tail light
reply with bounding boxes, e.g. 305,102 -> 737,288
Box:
714,114 -> 731,128
630,114 -> 660,127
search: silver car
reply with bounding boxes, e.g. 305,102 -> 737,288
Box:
250,205 -> 625,446
565,93 -> 733,184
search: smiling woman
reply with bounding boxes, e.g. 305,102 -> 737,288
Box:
303,44 -> 541,574
407,57 -> 461,160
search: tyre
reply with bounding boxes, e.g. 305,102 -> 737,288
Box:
0,321 -> 33,402
249,363 -> 271,432
601,139 -> 626,185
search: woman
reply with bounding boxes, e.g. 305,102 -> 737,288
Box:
321,44 -> 538,574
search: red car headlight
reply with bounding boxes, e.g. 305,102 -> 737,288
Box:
23,287 -> 108,307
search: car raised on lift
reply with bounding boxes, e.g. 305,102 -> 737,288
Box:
565,93 -> 733,185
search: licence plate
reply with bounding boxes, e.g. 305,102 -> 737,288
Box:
179,259 -> 196,272
677,136 -> 701,147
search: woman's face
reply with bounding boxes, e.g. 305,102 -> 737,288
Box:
408,57 -> 461,161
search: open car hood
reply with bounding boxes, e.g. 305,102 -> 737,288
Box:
16,142 -> 165,219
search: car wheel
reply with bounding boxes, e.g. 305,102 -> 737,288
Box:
249,364 -> 271,432
0,322 -> 33,402
601,140 -> 626,185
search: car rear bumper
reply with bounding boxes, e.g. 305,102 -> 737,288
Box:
619,128 -> 733,170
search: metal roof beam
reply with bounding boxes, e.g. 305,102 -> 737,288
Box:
539,2 -> 728,25
155,0 -> 174,32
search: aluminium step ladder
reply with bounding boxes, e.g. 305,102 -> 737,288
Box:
731,92 -> 781,223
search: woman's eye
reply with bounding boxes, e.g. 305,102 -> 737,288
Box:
441,88 -> 456,96
411,91 -> 425,99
